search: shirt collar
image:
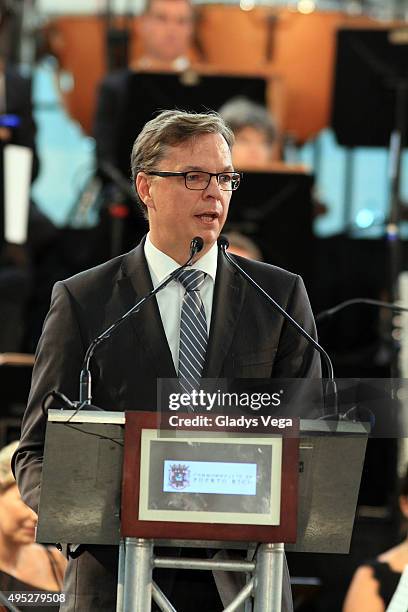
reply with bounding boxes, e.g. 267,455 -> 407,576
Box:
144,233 -> 218,285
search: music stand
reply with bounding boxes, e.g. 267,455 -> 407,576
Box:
225,170 -> 314,282
332,28 -> 408,148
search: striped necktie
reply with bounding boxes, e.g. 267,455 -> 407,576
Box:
177,269 -> 208,396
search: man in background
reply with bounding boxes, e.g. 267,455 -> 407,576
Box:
94,0 -> 195,171
93,0 -> 196,254
135,0 -> 194,70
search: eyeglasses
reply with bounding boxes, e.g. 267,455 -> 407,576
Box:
145,170 -> 242,191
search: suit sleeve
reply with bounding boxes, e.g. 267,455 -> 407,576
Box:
12,281 -> 86,514
273,275 -> 322,379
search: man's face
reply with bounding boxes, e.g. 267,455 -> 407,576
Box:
141,0 -> 193,63
137,133 -> 233,263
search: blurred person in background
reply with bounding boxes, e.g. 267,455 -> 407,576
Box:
0,3 -> 36,353
343,465 -> 408,611
0,2 -> 58,353
93,0 -> 196,256
225,230 -> 263,261
218,96 -> 278,168
135,0 -> 194,71
94,0 -> 195,170
0,442 -> 66,610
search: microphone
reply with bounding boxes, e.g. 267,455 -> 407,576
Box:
316,298 -> 408,322
218,235 -> 338,416
78,236 -> 204,405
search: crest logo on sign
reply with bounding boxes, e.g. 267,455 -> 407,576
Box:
168,464 -> 190,490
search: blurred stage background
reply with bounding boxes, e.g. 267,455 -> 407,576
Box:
2,1 -> 408,610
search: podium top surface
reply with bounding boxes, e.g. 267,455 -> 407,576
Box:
48,409 -> 125,424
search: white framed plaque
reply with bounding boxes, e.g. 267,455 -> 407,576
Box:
138,429 -> 282,526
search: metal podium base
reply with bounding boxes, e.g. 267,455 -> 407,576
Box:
116,538 -> 284,612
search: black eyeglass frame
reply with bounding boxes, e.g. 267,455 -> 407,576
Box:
145,170 -> 243,191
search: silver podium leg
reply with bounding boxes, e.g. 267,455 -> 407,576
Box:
253,543 -> 284,612
116,539 -> 125,612
123,537 -> 153,612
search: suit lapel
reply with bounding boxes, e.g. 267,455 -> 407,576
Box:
117,242 -> 177,379
116,242 -> 245,381
203,251 -> 246,378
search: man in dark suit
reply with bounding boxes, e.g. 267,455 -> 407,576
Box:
13,109 -> 320,611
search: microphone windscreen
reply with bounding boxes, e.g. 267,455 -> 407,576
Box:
191,236 -> 204,254
218,235 -> 229,250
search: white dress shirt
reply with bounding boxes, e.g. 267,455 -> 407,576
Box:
144,234 -> 218,370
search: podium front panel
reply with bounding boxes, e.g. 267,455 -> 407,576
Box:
37,411 -> 124,545
36,411 -> 367,554
286,420 -> 368,554
121,411 -> 299,543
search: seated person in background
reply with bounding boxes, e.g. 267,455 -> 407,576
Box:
134,0 -> 195,71
225,231 -> 263,261
0,38 -> 36,353
343,466 -> 408,612
219,96 -> 328,218
218,96 -> 278,167
0,442 -> 66,609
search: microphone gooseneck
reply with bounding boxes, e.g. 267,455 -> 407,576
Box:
316,297 -> 408,322
218,235 -> 338,416
79,236 -> 204,405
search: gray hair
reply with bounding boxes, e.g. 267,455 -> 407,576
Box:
131,109 -> 235,213
142,0 -> 193,16
218,96 -> 276,145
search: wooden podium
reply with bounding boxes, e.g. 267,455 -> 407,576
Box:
37,409 -> 367,612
